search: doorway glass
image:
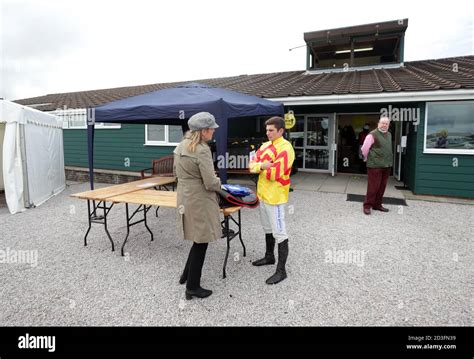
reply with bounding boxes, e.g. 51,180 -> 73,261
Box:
305,149 -> 330,169
288,114 -> 334,172
289,116 -> 305,169
306,117 -> 329,146
305,116 -> 331,171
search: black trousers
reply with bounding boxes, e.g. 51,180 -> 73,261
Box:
183,242 -> 209,290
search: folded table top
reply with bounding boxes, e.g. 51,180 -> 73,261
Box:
70,176 -> 176,201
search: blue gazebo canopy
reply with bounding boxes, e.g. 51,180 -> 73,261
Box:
87,82 -> 284,187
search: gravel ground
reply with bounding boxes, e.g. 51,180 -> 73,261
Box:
0,181 -> 472,326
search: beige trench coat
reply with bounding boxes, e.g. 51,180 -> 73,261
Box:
173,139 -> 222,243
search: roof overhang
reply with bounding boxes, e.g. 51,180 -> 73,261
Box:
304,19 -> 409,43
267,89 -> 474,105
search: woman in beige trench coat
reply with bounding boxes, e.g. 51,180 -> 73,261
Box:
173,112 -> 221,300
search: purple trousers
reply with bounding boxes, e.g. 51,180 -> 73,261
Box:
364,167 -> 391,209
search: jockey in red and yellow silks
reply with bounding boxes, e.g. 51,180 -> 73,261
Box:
249,136 -> 295,205
250,116 -> 293,285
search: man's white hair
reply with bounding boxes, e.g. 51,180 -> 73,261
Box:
379,116 -> 391,123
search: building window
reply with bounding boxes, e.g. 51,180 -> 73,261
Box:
424,101 -> 474,155
49,109 -> 121,129
94,122 -> 122,129
145,124 -> 182,146
308,35 -> 402,71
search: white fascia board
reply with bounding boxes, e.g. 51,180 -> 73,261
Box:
267,89 -> 474,105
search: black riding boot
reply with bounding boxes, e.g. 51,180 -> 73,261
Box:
266,239 -> 288,285
185,243 -> 212,300
179,246 -> 192,284
252,233 -> 276,266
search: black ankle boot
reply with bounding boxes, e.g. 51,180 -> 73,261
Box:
266,239 -> 288,285
185,287 -> 213,300
252,234 -> 275,266
185,243 -> 212,299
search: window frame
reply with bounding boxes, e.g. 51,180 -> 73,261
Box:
49,109 -> 121,130
144,124 -> 182,146
423,101 -> 474,155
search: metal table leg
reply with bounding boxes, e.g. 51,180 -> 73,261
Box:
221,208 -> 245,279
223,215 -> 231,279
84,200 -> 92,247
237,209 -> 245,256
153,183 -> 174,217
84,199 -> 115,251
103,202 -> 114,251
121,203 -> 153,256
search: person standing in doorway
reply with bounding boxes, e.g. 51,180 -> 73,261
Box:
358,123 -> 370,173
249,116 -> 295,285
360,117 -> 393,215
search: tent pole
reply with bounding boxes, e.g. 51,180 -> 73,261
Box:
87,114 -> 97,215
87,120 -> 95,190
216,116 -> 228,184
19,123 -> 31,208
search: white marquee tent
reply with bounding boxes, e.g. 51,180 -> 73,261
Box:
0,100 -> 66,214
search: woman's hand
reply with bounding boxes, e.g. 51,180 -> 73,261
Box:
261,161 -> 272,170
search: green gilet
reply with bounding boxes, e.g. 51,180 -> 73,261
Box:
367,129 -> 393,168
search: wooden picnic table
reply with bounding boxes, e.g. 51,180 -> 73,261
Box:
71,177 -> 245,278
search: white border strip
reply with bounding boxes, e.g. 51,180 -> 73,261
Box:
268,89 -> 474,105
423,101 -> 474,155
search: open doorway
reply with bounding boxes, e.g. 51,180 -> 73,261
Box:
336,114 -> 380,174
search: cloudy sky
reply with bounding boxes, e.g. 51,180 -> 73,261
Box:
1,0 -> 473,101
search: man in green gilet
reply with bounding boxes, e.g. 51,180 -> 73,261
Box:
360,117 -> 393,215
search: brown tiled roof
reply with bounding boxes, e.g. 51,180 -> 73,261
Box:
14,55 -> 474,111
